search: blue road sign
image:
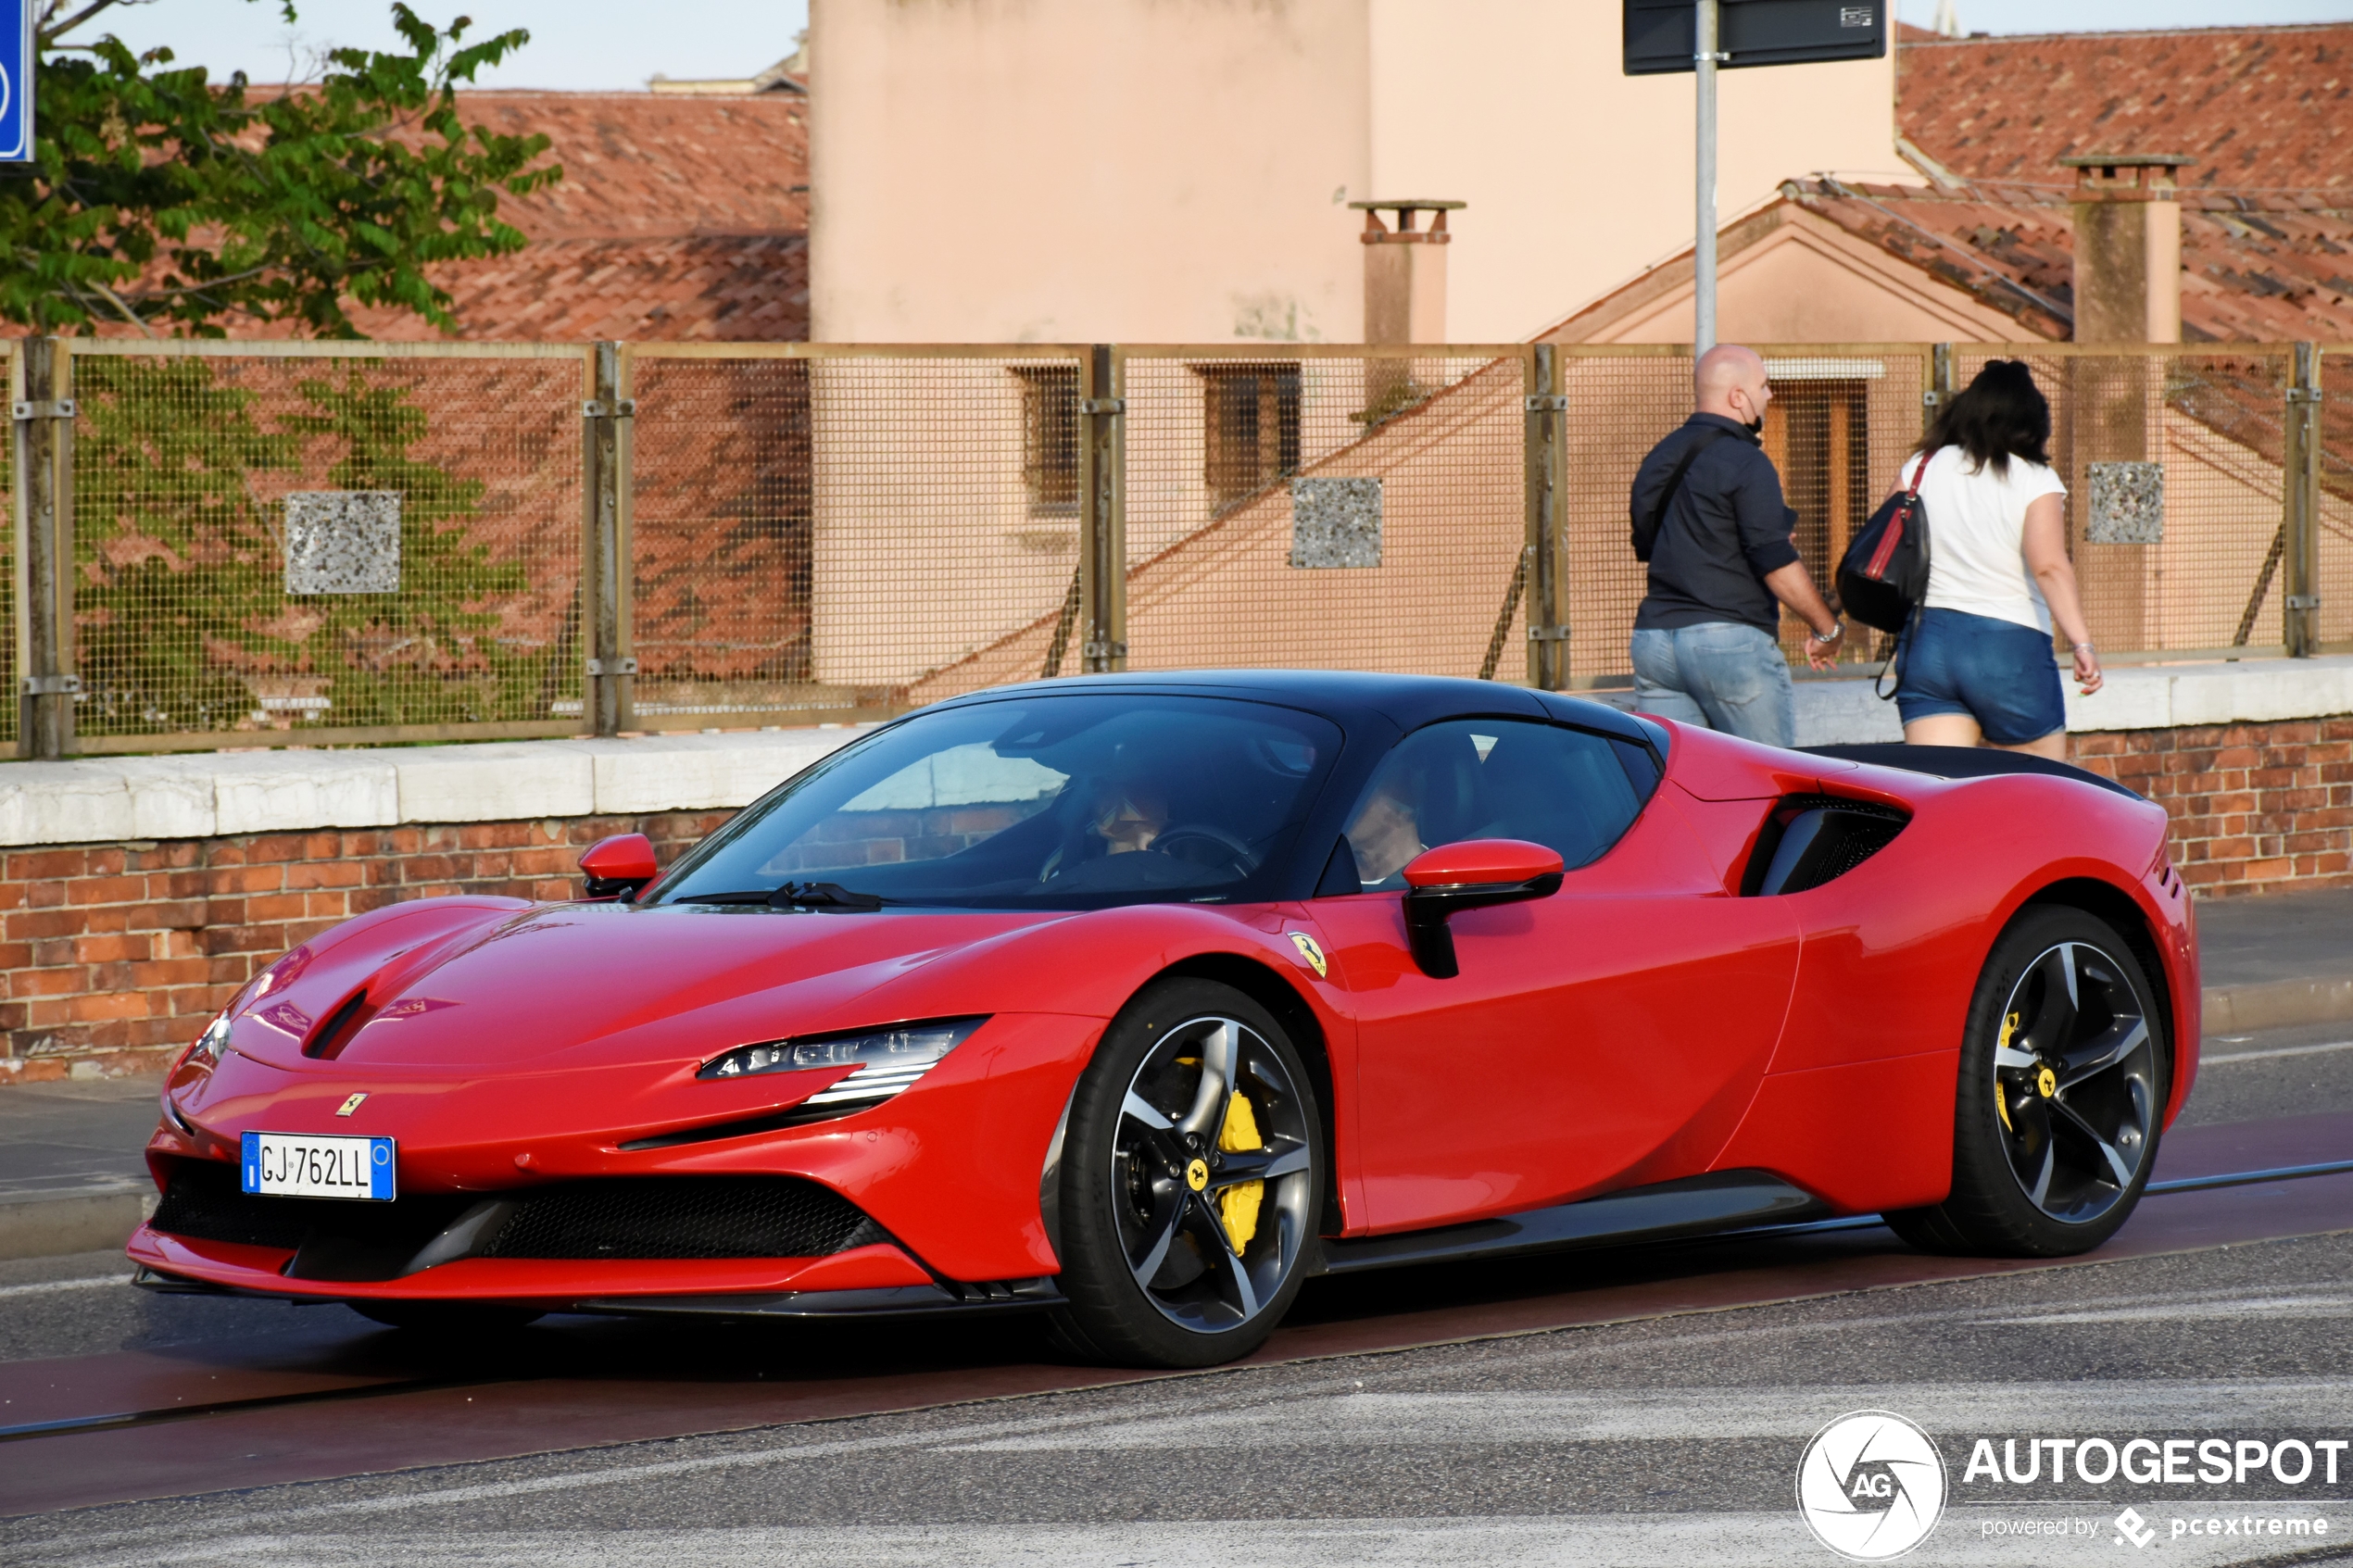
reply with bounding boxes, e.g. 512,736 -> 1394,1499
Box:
1,0 -> 31,162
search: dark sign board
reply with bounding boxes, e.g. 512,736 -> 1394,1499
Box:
1624,0 -> 1887,75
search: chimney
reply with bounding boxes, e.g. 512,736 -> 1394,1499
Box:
1352,200 -> 1462,345
2061,154 -> 2190,343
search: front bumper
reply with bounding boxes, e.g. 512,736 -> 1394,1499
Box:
141,1010 -> 1108,1296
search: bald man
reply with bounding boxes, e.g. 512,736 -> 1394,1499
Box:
1626,344 -> 1843,747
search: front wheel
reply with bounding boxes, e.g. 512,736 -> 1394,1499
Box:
1048,978 -> 1324,1367
1885,907 -> 2167,1256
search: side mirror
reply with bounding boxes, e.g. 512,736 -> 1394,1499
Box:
579,833 -> 660,901
1401,838 -> 1565,979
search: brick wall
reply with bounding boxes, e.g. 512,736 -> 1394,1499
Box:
2068,717 -> 2353,897
1,811 -> 730,1085
4,713 -> 2347,1085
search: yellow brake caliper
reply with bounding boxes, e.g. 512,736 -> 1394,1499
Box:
1216,1091 -> 1265,1253
1995,1011 -> 2021,1132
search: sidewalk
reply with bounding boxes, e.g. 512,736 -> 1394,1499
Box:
2,885 -> 2347,1263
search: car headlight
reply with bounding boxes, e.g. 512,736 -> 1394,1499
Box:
698,1017 -> 987,1112
182,1011 -> 233,1068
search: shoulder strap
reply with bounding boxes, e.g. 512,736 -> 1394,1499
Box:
1636,426 -> 1731,556
1905,450 -> 1933,497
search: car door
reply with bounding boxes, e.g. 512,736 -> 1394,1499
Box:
1310,717 -> 1803,1234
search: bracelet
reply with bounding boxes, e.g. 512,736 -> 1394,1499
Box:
2072,642 -> 2097,656
1808,625 -> 1843,645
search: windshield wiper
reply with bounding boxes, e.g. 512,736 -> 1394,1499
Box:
670,882 -> 887,911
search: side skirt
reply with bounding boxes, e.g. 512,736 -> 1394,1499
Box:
1314,1170 -> 1826,1277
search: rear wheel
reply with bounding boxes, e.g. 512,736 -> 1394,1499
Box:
1885,907 -> 2166,1256
1048,978 -> 1323,1367
350,1301 -> 544,1334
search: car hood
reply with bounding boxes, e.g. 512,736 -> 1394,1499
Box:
229,901 -> 1068,1075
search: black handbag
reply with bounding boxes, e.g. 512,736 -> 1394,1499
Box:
1838,451 -> 1933,634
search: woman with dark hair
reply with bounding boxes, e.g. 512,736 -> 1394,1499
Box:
1892,359 -> 2102,758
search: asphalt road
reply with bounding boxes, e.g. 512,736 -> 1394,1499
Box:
4,1016 -> 2351,1567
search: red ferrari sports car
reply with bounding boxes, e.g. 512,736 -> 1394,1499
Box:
132,671 -> 2196,1367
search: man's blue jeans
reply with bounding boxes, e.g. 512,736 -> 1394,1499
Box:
1629,621 -> 1795,747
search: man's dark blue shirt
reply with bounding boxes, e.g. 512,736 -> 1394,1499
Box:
1628,412 -> 1801,634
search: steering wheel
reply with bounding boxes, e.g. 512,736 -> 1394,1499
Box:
1151,822 -> 1258,877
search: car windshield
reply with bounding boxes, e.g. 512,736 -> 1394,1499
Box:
650,694 -> 1343,909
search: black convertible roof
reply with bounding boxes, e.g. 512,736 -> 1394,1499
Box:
926,670 -> 1656,747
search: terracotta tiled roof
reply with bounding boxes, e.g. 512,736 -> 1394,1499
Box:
1780,176 -> 2353,343
435,92 -> 809,243
1897,25 -> 2353,192
345,233 -> 808,343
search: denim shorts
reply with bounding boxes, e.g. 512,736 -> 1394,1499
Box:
1895,607 -> 2067,745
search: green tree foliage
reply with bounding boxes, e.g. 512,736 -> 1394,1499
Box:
3,1 -> 560,336
74,357 -> 539,734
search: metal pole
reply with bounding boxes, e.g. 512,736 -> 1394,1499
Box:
2284,342 -> 2321,659
1524,345 -> 1567,690
14,337 -> 78,759
581,342 -> 635,734
1693,0 -> 1721,354
1078,345 -> 1126,673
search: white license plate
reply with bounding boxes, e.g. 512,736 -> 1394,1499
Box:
241,1131 -> 396,1200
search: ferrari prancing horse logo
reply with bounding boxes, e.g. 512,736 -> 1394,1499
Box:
335,1093 -> 368,1117
1287,932 -> 1327,978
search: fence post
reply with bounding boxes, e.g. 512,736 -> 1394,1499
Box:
2284,342 -> 2322,659
1524,345 -> 1568,689
581,342 -> 635,734
1926,343 -> 1955,434
1079,345 -> 1126,673
13,337 -> 77,760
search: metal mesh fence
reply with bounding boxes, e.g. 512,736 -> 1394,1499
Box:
63,344 -> 588,750
5,338 -> 2335,758
1955,345 -> 2292,659
2317,346 -> 2353,654
628,345 -> 1090,720
1117,345 -> 1530,677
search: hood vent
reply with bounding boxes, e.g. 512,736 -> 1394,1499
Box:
1743,794 -> 1909,897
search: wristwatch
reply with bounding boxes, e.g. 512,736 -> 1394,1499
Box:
1807,623 -> 1844,646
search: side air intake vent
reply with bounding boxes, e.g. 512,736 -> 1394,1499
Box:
1742,794 -> 1909,897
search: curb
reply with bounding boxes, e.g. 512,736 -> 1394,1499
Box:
2202,978 -> 2353,1036
0,1189 -> 156,1263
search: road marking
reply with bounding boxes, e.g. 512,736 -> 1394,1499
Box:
937,1377 -> 2353,1451
0,1275 -> 129,1299
2201,1038 -> 2353,1065
59,1511 -> 2338,1568
1983,1293 -> 2353,1325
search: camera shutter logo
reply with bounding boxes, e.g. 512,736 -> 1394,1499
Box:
1795,1410 -> 1946,1561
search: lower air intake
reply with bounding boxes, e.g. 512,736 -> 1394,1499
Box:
149,1161 -> 887,1275
482,1177 -> 885,1261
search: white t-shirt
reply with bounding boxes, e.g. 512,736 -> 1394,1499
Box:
1909,445 -> 2068,634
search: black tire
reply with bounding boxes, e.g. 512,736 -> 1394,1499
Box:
1048,977 -> 1324,1367
1885,906 -> 2167,1256
350,1300 -> 545,1334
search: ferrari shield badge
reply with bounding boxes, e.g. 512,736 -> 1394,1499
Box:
335,1092 -> 369,1118
1287,932 -> 1327,978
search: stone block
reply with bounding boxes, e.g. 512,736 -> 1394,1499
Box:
209,752 -> 399,836
0,763 -> 132,847
396,742 -> 597,826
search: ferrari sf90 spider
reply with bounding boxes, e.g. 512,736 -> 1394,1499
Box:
132,672 -> 2196,1366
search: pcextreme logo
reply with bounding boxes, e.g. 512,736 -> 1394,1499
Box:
1797,1410 -> 1949,1561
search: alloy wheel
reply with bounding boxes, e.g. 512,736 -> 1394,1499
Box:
1991,940 -> 2158,1224
1110,1013 -> 1315,1333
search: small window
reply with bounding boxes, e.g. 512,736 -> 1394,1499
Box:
1013,365 -> 1080,515
1331,719 -> 1648,893
1199,363 -> 1302,512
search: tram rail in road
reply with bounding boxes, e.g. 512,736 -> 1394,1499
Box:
6,1107 -> 2352,1519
